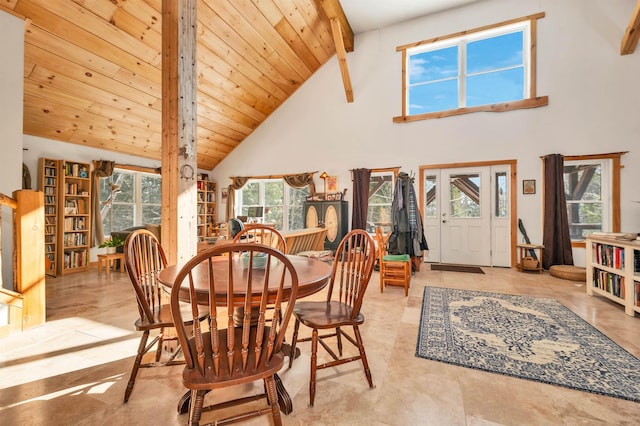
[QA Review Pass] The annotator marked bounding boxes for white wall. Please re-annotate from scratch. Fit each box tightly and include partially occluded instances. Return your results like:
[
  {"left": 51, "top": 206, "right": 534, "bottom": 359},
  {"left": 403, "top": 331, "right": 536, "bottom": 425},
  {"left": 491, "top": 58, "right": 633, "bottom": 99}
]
[
  {"left": 0, "top": 12, "right": 24, "bottom": 289},
  {"left": 210, "top": 0, "right": 640, "bottom": 267}
]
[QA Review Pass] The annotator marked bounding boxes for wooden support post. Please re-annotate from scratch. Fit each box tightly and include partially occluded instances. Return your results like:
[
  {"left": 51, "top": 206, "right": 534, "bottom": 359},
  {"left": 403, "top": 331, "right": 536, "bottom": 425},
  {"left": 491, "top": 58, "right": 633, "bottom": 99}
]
[
  {"left": 161, "top": 0, "right": 199, "bottom": 265},
  {"left": 14, "top": 189, "right": 46, "bottom": 329}
]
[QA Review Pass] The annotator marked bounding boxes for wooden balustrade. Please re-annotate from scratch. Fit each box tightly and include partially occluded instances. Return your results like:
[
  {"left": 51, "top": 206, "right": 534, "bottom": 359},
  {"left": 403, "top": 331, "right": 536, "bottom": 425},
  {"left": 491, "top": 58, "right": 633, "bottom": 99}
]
[{"left": 0, "top": 190, "right": 45, "bottom": 336}]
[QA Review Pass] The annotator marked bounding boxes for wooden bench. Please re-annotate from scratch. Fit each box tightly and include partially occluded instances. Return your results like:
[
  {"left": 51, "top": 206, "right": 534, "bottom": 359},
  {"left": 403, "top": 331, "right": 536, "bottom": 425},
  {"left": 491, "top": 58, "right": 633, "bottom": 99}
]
[{"left": 282, "top": 227, "right": 328, "bottom": 255}]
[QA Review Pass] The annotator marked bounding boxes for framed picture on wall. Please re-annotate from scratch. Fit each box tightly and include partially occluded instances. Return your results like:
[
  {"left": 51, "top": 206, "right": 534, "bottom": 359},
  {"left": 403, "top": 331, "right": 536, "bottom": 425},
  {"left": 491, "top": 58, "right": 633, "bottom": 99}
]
[
  {"left": 523, "top": 179, "right": 536, "bottom": 194},
  {"left": 326, "top": 176, "right": 338, "bottom": 193}
]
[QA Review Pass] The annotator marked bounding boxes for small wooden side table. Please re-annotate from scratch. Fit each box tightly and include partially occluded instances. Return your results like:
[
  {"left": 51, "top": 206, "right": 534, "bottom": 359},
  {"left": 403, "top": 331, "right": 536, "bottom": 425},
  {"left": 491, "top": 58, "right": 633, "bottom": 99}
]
[
  {"left": 97, "top": 253, "right": 125, "bottom": 276},
  {"left": 516, "top": 244, "right": 544, "bottom": 273}
]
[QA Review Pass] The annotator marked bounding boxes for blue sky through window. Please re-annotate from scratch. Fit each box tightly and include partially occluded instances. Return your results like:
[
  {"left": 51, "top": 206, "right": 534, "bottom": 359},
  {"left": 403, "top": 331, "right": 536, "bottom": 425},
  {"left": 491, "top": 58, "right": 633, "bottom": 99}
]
[{"left": 407, "top": 26, "right": 527, "bottom": 115}]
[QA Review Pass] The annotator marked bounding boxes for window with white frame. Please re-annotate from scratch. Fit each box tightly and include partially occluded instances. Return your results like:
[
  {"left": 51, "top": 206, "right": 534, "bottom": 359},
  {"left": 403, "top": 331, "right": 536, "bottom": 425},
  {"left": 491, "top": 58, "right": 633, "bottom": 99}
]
[
  {"left": 367, "top": 171, "right": 395, "bottom": 233},
  {"left": 394, "top": 13, "right": 547, "bottom": 122},
  {"left": 236, "top": 179, "right": 310, "bottom": 232},
  {"left": 563, "top": 159, "right": 610, "bottom": 241},
  {"left": 100, "top": 169, "right": 161, "bottom": 235}
]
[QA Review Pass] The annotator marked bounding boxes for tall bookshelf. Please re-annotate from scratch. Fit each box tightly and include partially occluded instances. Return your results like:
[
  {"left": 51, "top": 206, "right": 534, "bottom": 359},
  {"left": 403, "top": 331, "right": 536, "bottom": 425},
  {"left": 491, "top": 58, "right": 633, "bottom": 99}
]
[
  {"left": 586, "top": 234, "right": 640, "bottom": 317},
  {"left": 59, "top": 160, "right": 92, "bottom": 275},
  {"left": 197, "top": 178, "right": 216, "bottom": 240},
  {"left": 38, "top": 158, "right": 60, "bottom": 276}
]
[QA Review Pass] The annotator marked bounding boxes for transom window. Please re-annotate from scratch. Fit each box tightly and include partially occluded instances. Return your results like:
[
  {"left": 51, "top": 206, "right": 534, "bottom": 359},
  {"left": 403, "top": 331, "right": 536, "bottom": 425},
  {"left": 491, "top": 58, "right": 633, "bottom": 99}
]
[{"left": 394, "top": 13, "right": 547, "bottom": 122}]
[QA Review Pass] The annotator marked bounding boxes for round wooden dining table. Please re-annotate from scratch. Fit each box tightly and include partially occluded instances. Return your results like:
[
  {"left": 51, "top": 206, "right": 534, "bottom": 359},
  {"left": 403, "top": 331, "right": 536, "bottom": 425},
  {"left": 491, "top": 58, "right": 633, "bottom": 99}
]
[
  {"left": 158, "top": 254, "right": 332, "bottom": 304},
  {"left": 157, "top": 253, "right": 333, "bottom": 416}
]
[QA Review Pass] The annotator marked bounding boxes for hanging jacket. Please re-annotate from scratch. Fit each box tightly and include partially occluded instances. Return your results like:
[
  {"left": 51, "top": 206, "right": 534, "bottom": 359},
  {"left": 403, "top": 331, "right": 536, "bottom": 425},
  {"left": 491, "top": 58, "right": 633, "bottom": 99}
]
[{"left": 389, "top": 172, "right": 428, "bottom": 256}]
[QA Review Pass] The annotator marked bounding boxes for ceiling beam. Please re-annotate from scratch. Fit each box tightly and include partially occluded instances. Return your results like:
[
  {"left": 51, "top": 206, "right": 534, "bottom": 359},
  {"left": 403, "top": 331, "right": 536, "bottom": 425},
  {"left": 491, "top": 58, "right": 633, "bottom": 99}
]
[
  {"left": 329, "top": 18, "right": 353, "bottom": 102},
  {"left": 621, "top": 0, "right": 640, "bottom": 54},
  {"left": 317, "top": 0, "right": 354, "bottom": 52}
]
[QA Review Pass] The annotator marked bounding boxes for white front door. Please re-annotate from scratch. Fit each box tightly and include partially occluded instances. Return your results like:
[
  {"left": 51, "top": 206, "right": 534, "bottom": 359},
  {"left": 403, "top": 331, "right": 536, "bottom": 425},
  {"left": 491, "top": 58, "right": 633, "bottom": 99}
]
[
  {"left": 441, "top": 167, "right": 491, "bottom": 266},
  {"left": 422, "top": 164, "right": 512, "bottom": 267}
]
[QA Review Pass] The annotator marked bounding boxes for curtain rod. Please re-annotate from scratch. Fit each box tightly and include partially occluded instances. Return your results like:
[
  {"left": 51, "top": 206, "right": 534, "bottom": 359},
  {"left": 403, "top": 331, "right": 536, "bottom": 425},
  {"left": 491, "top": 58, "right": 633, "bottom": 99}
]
[
  {"left": 229, "top": 171, "right": 319, "bottom": 180},
  {"left": 539, "top": 151, "right": 628, "bottom": 159},
  {"left": 349, "top": 166, "right": 401, "bottom": 172}
]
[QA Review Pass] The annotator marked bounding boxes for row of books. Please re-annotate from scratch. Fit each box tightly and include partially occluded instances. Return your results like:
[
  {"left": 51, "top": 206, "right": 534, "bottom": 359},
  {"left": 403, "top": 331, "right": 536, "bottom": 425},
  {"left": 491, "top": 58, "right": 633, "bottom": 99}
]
[
  {"left": 63, "top": 162, "right": 89, "bottom": 178},
  {"left": 63, "top": 232, "right": 87, "bottom": 247},
  {"left": 63, "top": 250, "right": 88, "bottom": 269},
  {"left": 64, "top": 217, "right": 87, "bottom": 231},
  {"left": 45, "top": 206, "right": 56, "bottom": 215},
  {"left": 592, "top": 268, "right": 625, "bottom": 299},
  {"left": 636, "top": 281, "right": 640, "bottom": 307},
  {"left": 65, "top": 182, "right": 88, "bottom": 195},
  {"left": 44, "top": 181, "right": 56, "bottom": 190},
  {"left": 591, "top": 243, "right": 625, "bottom": 269}
]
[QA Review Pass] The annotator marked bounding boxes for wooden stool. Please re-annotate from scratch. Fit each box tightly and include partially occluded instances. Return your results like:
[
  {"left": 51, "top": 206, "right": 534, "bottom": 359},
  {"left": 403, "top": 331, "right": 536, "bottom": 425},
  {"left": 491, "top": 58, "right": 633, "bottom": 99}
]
[
  {"left": 516, "top": 244, "right": 544, "bottom": 273},
  {"left": 97, "top": 253, "right": 125, "bottom": 276}
]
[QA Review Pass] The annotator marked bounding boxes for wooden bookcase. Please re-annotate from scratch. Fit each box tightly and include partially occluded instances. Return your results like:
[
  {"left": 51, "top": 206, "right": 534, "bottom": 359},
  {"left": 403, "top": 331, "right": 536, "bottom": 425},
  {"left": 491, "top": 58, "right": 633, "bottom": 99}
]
[
  {"left": 59, "top": 160, "right": 92, "bottom": 275},
  {"left": 197, "top": 178, "right": 217, "bottom": 240},
  {"left": 586, "top": 235, "right": 640, "bottom": 317},
  {"left": 37, "top": 158, "right": 60, "bottom": 276}
]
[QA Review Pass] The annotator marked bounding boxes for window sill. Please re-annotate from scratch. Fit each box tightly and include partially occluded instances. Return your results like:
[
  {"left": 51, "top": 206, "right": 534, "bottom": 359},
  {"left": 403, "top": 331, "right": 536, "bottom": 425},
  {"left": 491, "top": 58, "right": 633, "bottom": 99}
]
[{"left": 393, "top": 96, "right": 549, "bottom": 123}]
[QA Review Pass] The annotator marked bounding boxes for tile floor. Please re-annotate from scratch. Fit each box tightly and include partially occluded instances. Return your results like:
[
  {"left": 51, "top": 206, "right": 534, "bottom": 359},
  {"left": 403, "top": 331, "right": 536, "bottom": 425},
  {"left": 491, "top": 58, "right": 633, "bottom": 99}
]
[{"left": 1, "top": 263, "right": 639, "bottom": 425}]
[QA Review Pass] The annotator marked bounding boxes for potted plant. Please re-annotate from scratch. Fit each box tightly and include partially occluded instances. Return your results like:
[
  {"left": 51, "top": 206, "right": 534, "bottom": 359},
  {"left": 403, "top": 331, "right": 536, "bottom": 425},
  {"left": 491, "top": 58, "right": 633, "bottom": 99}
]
[{"left": 99, "top": 235, "right": 125, "bottom": 254}]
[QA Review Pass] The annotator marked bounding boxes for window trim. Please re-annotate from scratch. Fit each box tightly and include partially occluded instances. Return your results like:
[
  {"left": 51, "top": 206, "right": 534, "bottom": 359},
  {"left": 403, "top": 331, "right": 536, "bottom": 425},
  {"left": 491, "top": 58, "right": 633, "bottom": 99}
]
[
  {"left": 394, "top": 12, "right": 547, "bottom": 123},
  {"left": 561, "top": 152, "right": 626, "bottom": 248}
]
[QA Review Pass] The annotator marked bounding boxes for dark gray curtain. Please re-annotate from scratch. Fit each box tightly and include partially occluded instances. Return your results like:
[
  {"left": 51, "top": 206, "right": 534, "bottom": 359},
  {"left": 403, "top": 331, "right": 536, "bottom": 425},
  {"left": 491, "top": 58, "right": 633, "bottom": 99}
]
[
  {"left": 542, "top": 154, "right": 573, "bottom": 269},
  {"left": 91, "top": 160, "right": 115, "bottom": 247},
  {"left": 351, "top": 169, "right": 371, "bottom": 230}
]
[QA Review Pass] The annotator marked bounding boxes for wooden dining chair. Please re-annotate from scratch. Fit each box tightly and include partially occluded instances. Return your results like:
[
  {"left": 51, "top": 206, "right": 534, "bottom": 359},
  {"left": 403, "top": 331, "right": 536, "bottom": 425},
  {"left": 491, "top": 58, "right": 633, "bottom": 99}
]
[
  {"left": 232, "top": 224, "right": 287, "bottom": 253},
  {"left": 170, "top": 243, "right": 299, "bottom": 426},
  {"left": 122, "top": 229, "right": 208, "bottom": 403},
  {"left": 375, "top": 226, "right": 411, "bottom": 296},
  {"left": 288, "top": 229, "right": 376, "bottom": 406}
]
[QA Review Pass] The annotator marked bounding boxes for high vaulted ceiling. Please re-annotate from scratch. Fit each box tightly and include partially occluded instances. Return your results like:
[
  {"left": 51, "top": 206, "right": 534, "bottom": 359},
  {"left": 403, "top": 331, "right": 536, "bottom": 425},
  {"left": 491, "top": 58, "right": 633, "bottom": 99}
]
[{"left": 3, "top": 0, "right": 638, "bottom": 170}]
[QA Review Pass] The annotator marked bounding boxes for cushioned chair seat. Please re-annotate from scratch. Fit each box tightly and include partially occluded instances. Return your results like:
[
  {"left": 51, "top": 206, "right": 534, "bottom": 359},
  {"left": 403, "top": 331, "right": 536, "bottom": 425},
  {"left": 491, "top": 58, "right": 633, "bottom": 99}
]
[
  {"left": 549, "top": 265, "right": 586, "bottom": 282},
  {"left": 382, "top": 254, "right": 410, "bottom": 262}
]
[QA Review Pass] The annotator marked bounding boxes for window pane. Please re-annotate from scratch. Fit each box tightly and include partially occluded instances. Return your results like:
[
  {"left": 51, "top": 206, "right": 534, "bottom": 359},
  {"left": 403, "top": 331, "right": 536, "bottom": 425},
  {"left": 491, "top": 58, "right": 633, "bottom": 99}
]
[
  {"left": 240, "top": 183, "right": 258, "bottom": 209},
  {"left": 567, "top": 203, "right": 602, "bottom": 239},
  {"left": 367, "top": 174, "right": 394, "bottom": 232},
  {"left": 495, "top": 172, "right": 508, "bottom": 218},
  {"left": 113, "top": 172, "right": 134, "bottom": 203},
  {"left": 141, "top": 175, "right": 161, "bottom": 204},
  {"left": 449, "top": 173, "right": 480, "bottom": 218},
  {"left": 425, "top": 175, "right": 437, "bottom": 218},
  {"left": 466, "top": 68, "right": 524, "bottom": 107},
  {"left": 264, "top": 181, "right": 283, "bottom": 205},
  {"left": 288, "top": 187, "right": 309, "bottom": 230},
  {"left": 409, "top": 79, "right": 458, "bottom": 114},
  {"left": 467, "top": 31, "right": 523, "bottom": 74},
  {"left": 112, "top": 204, "right": 134, "bottom": 232},
  {"left": 564, "top": 163, "right": 603, "bottom": 240},
  {"left": 409, "top": 46, "right": 458, "bottom": 84},
  {"left": 142, "top": 205, "right": 161, "bottom": 225}
]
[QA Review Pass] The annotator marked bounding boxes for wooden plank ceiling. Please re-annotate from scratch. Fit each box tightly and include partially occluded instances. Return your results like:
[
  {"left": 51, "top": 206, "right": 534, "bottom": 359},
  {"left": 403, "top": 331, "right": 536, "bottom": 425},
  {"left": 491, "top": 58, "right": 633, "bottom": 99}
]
[{"left": 3, "top": 0, "right": 352, "bottom": 170}]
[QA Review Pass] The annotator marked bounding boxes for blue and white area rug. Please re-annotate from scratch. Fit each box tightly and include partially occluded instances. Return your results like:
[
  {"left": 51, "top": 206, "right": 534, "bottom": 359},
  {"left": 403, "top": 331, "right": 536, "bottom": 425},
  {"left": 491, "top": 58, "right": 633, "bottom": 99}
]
[{"left": 416, "top": 287, "right": 640, "bottom": 402}]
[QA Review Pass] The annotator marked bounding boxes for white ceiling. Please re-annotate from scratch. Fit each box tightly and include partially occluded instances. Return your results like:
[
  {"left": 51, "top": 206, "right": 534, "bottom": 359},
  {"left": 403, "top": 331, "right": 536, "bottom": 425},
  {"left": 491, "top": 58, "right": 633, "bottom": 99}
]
[{"left": 341, "top": 0, "right": 487, "bottom": 33}]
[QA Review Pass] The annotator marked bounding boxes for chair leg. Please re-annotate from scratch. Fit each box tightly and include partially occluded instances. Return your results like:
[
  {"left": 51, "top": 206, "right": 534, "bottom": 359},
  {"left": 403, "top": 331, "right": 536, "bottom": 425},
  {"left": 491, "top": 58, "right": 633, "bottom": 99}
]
[
  {"left": 336, "top": 326, "right": 343, "bottom": 356},
  {"left": 353, "top": 325, "right": 374, "bottom": 389},
  {"left": 288, "top": 319, "right": 300, "bottom": 369},
  {"left": 155, "top": 327, "right": 165, "bottom": 362},
  {"left": 264, "top": 375, "right": 283, "bottom": 426},
  {"left": 309, "top": 328, "right": 319, "bottom": 407},
  {"left": 379, "top": 264, "right": 384, "bottom": 293},
  {"left": 188, "top": 389, "right": 205, "bottom": 426},
  {"left": 124, "top": 330, "right": 150, "bottom": 403}
]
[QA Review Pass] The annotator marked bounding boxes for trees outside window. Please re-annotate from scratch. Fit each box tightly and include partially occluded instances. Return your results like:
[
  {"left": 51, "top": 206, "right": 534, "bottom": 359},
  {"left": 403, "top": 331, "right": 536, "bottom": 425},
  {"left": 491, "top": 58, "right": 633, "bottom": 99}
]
[
  {"left": 236, "top": 179, "right": 309, "bottom": 232},
  {"left": 100, "top": 169, "right": 161, "bottom": 235}
]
